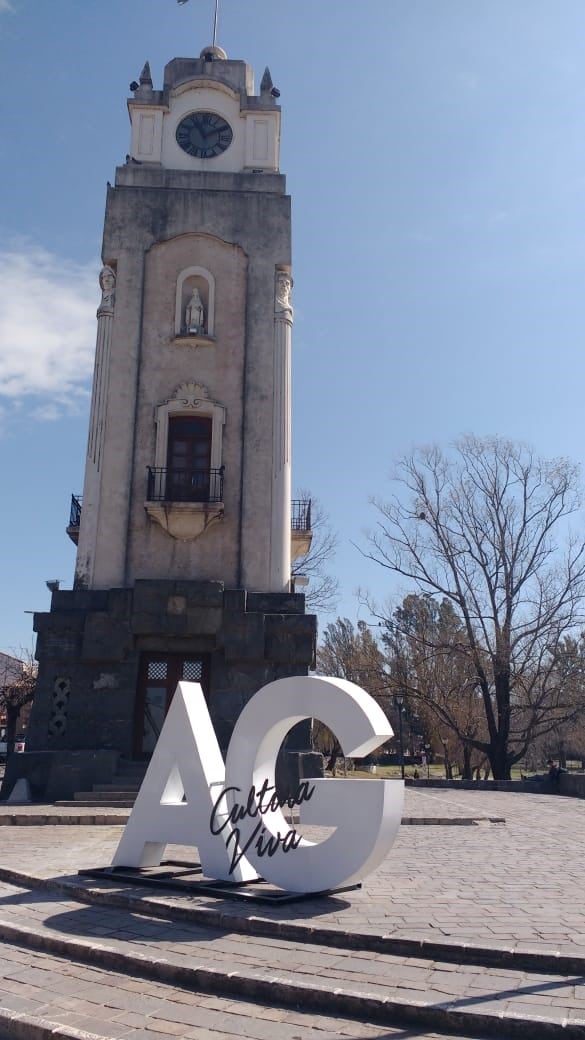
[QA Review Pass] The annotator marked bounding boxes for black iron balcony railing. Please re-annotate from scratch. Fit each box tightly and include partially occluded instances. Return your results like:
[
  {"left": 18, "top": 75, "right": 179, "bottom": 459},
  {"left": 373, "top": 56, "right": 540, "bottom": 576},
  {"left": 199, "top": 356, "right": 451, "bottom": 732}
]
[
  {"left": 147, "top": 466, "right": 224, "bottom": 504},
  {"left": 291, "top": 498, "right": 311, "bottom": 532},
  {"left": 69, "top": 494, "right": 82, "bottom": 528}
]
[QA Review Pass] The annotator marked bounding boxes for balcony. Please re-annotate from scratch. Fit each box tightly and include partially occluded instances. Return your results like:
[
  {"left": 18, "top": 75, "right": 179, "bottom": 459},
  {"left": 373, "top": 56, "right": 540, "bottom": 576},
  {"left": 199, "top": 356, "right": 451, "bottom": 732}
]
[
  {"left": 145, "top": 466, "right": 225, "bottom": 541},
  {"left": 68, "top": 485, "right": 311, "bottom": 554},
  {"left": 291, "top": 498, "right": 312, "bottom": 561},
  {"left": 66, "top": 494, "right": 82, "bottom": 545},
  {"left": 147, "top": 467, "right": 224, "bottom": 503}
]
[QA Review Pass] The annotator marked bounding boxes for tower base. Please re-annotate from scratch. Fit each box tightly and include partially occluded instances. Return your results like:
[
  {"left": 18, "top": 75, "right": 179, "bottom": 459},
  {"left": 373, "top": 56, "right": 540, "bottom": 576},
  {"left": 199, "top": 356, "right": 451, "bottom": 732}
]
[{"left": 9, "top": 581, "right": 319, "bottom": 802}]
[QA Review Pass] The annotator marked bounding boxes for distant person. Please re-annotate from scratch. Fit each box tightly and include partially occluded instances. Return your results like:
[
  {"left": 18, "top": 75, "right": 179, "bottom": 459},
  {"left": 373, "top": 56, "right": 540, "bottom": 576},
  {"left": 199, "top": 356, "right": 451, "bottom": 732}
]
[
  {"left": 547, "top": 759, "right": 561, "bottom": 783},
  {"left": 523, "top": 759, "right": 561, "bottom": 785}
]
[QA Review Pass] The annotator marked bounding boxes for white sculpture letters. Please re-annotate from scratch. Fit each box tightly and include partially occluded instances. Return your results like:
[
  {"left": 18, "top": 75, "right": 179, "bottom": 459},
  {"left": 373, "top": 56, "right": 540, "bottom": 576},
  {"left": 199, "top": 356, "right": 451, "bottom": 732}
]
[{"left": 113, "top": 676, "right": 404, "bottom": 894}]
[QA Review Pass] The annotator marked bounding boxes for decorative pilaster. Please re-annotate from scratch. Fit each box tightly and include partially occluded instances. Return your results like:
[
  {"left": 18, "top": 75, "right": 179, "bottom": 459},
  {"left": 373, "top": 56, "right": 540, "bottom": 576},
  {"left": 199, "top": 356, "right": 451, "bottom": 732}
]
[
  {"left": 75, "top": 266, "right": 116, "bottom": 587},
  {"left": 87, "top": 266, "right": 116, "bottom": 469},
  {"left": 269, "top": 267, "right": 293, "bottom": 591}
]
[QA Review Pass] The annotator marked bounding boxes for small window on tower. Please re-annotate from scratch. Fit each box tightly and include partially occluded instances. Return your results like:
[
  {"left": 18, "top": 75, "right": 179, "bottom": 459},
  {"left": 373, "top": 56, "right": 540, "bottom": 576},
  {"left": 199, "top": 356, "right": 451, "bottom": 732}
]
[
  {"left": 147, "top": 660, "right": 168, "bottom": 680},
  {"left": 183, "top": 660, "right": 203, "bottom": 682}
]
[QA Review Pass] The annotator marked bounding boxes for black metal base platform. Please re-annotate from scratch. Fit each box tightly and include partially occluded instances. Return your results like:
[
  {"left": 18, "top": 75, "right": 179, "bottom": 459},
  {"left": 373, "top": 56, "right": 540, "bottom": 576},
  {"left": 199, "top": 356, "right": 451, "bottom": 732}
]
[{"left": 79, "top": 860, "right": 361, "bottom": 905}]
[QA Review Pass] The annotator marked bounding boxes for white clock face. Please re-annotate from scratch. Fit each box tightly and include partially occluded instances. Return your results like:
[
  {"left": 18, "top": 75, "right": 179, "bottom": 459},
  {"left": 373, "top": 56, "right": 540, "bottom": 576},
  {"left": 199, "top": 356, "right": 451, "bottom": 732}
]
[{"left": 176, "top": 111, "right": 233, "bottom": 159}]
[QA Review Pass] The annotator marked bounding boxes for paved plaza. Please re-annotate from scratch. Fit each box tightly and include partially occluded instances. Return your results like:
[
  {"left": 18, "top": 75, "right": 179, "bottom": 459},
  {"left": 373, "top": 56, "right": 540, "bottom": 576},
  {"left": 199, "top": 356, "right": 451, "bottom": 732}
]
[{"left": 0, "top": 787, "right": 582, "bottom": 1038}]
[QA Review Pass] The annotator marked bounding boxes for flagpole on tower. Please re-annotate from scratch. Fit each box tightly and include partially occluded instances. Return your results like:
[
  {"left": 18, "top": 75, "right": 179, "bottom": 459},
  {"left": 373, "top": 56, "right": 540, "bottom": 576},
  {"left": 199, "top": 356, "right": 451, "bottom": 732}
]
[
  {"left": 212, "top": 0, "right": 220, "bottom": 47},
  {"left": 177, "top": 0, "right": 221, "bottom": 50}
]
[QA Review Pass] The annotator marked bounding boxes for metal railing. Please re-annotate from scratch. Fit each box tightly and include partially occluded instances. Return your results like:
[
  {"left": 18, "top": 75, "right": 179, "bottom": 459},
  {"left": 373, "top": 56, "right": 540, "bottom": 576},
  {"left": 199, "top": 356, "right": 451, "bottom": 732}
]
[
  {"left": 291, "top": 498, "right": 311, "bottom": 532},
  {"left": 147, "top": 467, "right": 224, "bottom": 504},
  {"left": 69, "top": 494, "right": 82, "bottom": 527}
]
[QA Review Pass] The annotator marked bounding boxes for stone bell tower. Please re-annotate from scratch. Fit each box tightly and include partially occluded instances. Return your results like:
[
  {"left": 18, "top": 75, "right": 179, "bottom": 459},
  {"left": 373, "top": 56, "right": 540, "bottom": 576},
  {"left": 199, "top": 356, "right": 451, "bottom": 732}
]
[{"left": 13, "top": 46, "right": 317, "bottom": 802}]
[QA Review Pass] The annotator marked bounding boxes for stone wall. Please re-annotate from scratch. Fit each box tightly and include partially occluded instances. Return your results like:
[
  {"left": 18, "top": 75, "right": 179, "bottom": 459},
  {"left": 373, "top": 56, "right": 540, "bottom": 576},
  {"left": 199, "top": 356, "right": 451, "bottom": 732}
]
[
  {"left": 11, "top": 580, "right": 317, "bottom": 801},
  {"left": 407, "top": 776, "right": 585, "bottom": 798}
]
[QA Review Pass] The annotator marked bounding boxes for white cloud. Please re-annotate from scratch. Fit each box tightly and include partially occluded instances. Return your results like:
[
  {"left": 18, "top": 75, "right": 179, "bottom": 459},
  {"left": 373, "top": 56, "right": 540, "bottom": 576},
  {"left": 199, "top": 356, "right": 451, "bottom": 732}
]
[
  {"left": 0, "top": 243, "right": 98, "bottom": 416},
  {"left": 0, "top": 1, "right": 14, "bottom": 12}
]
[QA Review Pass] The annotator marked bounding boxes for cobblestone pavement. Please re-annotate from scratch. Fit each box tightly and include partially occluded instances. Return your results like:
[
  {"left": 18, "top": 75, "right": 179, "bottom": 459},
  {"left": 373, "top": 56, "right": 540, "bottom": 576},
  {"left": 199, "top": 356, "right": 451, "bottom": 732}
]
[
  {"left": 0, "top": 787, "right": 581, "bottom": 1038},
  {"left": 0, "top": 788, "right": 582, "bottom": 954},
  {"left": 0, "top": 936, "right": 485, "bottom": 1040},
  {"left": 0, "top": 870, "right": 576, "bottom": 1040}
]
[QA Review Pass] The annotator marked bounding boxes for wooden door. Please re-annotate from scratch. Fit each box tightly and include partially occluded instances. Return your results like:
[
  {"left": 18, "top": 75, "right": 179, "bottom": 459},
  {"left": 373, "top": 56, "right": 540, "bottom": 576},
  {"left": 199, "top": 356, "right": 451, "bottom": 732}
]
[
  {"left": 134, "top": 653, "right": 209, "bottom": 757},
  {"left": 166, "top": 416, "right": 212, "bottom": 501}
]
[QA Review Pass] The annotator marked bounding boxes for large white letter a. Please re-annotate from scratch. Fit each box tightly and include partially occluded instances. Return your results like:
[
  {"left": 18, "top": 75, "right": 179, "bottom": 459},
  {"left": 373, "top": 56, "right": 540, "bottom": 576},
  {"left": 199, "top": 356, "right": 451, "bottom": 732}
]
[{"left": 112, "top": 682, "right": 257, "bottom": 882}]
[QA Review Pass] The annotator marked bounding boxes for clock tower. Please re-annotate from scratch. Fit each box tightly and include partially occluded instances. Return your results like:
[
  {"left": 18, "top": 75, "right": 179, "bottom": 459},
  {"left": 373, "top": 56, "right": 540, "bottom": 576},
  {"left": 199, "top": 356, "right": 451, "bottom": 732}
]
[{"left": 13, "top": 46, "right": 318, "bottom": 802}]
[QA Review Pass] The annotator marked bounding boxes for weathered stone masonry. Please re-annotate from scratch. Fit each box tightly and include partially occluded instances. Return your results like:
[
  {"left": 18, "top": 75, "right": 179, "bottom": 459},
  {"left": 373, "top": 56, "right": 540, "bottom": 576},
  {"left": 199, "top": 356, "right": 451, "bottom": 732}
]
[{"left": 12, "top": 583, "right": 316, "bottom": 801}]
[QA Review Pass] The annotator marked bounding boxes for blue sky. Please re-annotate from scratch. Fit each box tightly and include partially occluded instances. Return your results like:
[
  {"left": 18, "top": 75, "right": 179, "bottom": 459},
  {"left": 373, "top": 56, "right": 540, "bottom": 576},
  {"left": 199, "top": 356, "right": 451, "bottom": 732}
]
[{"left": 2, "top": 0, "right": 585, "bottom": 654}]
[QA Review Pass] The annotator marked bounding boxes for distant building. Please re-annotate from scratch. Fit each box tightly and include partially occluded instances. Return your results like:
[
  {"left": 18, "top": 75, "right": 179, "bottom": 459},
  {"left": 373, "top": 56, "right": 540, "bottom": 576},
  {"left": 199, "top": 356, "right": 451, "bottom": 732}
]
[
  {"left": 0, "top": 653, "right": 34, "bottom": 737},
  {"left": 0, "top": 653, "right": 27, "bottom": 687}
]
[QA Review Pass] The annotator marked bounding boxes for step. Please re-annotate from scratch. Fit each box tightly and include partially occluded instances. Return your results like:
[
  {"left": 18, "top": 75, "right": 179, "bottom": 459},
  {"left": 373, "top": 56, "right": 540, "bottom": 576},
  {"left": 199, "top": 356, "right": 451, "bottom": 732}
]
[
  {"left": 0, "top": 811, "right": 129, "bottom": 825},
  {"left": 3, "top": 862, "right": 585, "bottom": 979},
  {"left": 0, "top": 936, "right": 489, "bottom": 1040},
  {"left": 54, "top": 799, "right": 135, "bottom": 808},
  {"left": 90, "top": 783, "right": 143, "bottom": 793},
  {"left": 0, "top": 875, "right": 581, "bottom": 1039},
  {"left": 71, "top": 791, "right": 137, "bottom": 802}
]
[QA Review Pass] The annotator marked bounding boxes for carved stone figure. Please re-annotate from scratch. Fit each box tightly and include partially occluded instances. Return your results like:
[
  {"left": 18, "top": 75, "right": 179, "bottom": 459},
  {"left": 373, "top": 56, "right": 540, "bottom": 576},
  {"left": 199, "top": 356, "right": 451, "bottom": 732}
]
[
  {"left": 275, "top": 270, "right": 292, "bottom": 315},
  {"left": 185, "top": 287, "right": 205, "bottom": 334},
  {"left": 98, "top": 265, "right": 116, "bottom": 311}
]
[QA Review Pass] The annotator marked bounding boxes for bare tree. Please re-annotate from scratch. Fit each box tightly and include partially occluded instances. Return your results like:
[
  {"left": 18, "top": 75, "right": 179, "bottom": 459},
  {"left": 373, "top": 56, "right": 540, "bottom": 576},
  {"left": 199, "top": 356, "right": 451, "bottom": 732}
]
[
  {"left": 383, "top": 594, "right": 490, "bottom": 779},
  {"left": 292, "top": 491, "right": 339, "bottom": 613},
  {"left": 317, "top": 617, "right": 386, "bottom": 689},
  {"left": 364, "top": 436, "right": 585, "bottom": 779},
  {"left": 315, "top": 618, "right": 386, "bottom": 772},
  {"left": 0, "top": 651, "right": 36, "bottom": 757},
  {"left": 517, "top": 634, "right": 585, "bottom": 770}
]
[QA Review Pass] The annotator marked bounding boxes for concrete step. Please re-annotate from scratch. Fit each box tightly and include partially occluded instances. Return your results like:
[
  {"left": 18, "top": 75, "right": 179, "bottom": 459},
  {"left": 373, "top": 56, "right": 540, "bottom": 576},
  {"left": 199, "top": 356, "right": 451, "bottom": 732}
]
[
  {"left": 91, "top": 783, "right": 143, "bottom": 792},
  {"left": 54, "top": 799, "right": 135, "bottom": 808},
  {"left": 64, "top": 762, "right": 147, "bottom": 808},
  {"left": 72, "top": 790, "right": 137, "bottom": 802}
]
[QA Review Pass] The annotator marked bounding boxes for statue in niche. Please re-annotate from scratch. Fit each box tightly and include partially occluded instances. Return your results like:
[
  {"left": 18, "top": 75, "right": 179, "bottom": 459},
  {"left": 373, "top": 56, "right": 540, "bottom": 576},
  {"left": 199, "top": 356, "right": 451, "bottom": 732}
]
[
  {"left": 185, "top": 286, "right": 205, "bottom": 335},
  {"left": 98, "top": 265, "right": 116, "bottom": 311},
  {"left": 275, "top": 270, "right": 292, "bottom": 315}
]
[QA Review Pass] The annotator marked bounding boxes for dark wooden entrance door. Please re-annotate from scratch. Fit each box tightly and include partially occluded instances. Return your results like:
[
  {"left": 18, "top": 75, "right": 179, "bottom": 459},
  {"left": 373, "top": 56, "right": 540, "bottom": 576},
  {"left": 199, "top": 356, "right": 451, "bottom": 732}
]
[
  {"left": 166, "top": 415, "right": 212, "bottom": 502},
  {"left": 134, "top": 653, "right": 209, "bottom": 757}
]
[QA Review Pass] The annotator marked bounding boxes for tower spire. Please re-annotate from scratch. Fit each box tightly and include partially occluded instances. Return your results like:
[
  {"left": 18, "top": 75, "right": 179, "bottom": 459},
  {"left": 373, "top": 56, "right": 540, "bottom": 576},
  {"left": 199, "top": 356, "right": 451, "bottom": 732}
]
[{"left": 139, "top": 62, "right": 152, "bottom": 88}]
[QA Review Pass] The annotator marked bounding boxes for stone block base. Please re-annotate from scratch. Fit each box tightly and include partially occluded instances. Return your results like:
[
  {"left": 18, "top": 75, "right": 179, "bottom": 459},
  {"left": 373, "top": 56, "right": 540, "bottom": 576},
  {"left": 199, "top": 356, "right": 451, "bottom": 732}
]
[
  {"left": 21, "top": 580, "right": 319, "bottom": 802},
  {"left": 2, "top": 749, "right": 119, "bottom": 803}
]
